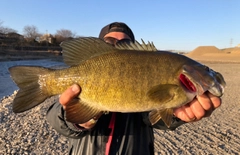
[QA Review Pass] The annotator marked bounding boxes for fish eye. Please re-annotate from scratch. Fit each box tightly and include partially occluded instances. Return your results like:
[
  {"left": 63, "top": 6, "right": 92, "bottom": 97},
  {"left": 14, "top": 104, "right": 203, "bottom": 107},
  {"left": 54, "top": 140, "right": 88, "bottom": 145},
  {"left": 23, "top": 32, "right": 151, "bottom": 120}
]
[{"left": 204, "top": 66, "right": 210, "bottom": 72}]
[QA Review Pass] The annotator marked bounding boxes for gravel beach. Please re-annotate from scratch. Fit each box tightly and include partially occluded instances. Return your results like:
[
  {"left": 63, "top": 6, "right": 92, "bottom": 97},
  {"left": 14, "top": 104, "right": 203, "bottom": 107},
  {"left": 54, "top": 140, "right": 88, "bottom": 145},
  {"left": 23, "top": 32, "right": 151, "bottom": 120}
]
[{"left": 0, "top": 58, "right": 240, "bottom": 154}]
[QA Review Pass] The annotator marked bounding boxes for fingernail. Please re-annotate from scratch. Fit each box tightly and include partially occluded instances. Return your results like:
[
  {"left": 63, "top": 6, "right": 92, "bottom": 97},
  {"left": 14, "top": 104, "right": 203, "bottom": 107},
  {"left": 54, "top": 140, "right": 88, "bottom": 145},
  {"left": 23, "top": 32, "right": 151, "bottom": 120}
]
[
  {"left": 71, "top": 84, "right": 80, "bottom": 93},
  {"left": 190, "top": 117, "right": 196, "bottom": 121}
]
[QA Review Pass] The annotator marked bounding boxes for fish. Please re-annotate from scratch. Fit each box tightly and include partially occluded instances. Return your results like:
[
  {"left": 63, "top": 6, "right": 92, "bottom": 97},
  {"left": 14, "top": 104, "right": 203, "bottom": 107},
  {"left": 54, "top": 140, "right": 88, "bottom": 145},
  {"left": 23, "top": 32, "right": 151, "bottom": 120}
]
[{"left": 8, "top": 37, "right": 226, "bottom": 128}]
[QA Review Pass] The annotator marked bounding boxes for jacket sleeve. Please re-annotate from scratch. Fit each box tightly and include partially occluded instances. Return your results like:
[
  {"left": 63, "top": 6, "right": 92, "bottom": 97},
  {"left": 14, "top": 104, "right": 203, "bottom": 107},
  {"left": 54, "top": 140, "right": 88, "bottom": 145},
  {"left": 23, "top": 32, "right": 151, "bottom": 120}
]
[
  {"left": 142, "top": 112, "right": 186, "bottom": 130},
  {"left": 46, "top": 100, "right": 91, "bottom": 139}
]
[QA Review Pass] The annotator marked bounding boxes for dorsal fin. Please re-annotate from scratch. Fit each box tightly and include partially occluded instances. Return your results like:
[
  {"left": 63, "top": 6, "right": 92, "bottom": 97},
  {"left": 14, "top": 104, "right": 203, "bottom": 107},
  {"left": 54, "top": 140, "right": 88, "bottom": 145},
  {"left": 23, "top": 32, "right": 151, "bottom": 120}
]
[
  {"left": 115, "top": 39, "right": 157, "bottom": 51},
  {"left": 60, "top": 37, "right": 158, "bottom": 66},
  {"left": 60, "top": 37, "right": 116, "bottom": 66}
]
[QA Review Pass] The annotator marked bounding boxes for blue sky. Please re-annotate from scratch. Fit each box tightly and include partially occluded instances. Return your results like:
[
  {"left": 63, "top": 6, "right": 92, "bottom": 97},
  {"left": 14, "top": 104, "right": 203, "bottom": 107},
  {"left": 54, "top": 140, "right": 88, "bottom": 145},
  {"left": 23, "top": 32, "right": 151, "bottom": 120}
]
[{"left": 0, "top": 0, "right": 239, "bottom": 51}]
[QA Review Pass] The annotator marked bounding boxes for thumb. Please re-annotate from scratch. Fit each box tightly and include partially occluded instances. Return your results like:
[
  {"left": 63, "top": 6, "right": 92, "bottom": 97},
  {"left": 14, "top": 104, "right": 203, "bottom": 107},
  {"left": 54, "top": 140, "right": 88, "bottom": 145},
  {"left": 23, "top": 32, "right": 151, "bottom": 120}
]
[{"left": 59, "top": 84, "right": 81, "bottom": 108}]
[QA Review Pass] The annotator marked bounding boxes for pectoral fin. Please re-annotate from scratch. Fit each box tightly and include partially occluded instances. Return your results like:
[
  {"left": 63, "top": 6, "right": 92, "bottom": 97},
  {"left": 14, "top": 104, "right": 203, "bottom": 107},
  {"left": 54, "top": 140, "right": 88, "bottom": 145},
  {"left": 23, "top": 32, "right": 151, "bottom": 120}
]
[
  {"left": 147, "top": 84, "right": 178, "bottom": 104},
  {"left": 149, "top": 109, "right": 174, "bottom": 128},
  {"left": 65, "top": 99, "right": 103, "bottom": 124}
]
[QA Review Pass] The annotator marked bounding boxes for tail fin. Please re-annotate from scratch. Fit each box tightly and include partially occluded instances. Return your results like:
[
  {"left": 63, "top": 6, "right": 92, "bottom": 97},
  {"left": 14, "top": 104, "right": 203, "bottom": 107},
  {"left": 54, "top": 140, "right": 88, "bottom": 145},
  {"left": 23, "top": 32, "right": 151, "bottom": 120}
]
[{"left": 8, "top": 66, "right": 52, "bottom": 113}]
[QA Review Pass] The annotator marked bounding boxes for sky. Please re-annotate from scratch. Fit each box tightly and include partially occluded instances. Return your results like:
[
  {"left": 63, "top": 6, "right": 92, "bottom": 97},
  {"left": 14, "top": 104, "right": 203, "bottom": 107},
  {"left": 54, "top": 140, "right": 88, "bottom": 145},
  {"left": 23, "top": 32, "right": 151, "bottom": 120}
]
[{"left": 0, "top": 0, "right": 239, "bottom": 51}]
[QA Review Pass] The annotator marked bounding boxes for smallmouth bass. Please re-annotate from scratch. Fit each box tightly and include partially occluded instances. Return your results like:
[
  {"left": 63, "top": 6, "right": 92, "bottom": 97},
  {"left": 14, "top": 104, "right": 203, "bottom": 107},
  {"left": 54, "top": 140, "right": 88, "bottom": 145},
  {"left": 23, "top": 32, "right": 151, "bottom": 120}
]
[{"left": 9, "top": 37, "right": 226, "bottom": 127}]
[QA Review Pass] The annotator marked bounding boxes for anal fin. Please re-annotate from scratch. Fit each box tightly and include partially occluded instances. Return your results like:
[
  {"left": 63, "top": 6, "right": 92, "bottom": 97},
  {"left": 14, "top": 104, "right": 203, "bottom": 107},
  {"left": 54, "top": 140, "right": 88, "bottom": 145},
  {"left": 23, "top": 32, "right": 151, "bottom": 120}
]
[{"left": 65, "top": 99, "right": 103, "bottom": 124}]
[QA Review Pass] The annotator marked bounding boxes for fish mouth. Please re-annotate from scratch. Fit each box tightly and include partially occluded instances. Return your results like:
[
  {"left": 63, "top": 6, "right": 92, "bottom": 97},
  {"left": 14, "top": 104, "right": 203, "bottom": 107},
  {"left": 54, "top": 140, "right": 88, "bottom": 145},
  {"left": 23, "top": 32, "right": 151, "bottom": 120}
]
[
  {"left": 208, "top": 82, "right": 225, "bottom": 97},
  {"left": 179, "top": 74, "right": 196, "bottom": 92}
]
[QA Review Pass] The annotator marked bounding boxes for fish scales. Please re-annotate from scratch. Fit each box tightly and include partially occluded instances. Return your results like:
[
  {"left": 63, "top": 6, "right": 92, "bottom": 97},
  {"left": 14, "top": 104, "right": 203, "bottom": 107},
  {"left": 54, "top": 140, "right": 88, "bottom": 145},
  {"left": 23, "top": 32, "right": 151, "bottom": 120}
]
[
  {"left": 42, "top": 51, "right": 193, "bottom": 112},
  {"left": 8, "top": 37, "right": 226, "bottom": 127}
]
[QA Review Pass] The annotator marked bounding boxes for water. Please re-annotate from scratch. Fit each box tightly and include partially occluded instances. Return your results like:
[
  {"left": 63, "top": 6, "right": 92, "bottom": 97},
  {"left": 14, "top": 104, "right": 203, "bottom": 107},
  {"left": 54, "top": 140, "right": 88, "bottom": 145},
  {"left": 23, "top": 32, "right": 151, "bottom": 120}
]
[{"left": 0, "top": 59, "right": 66, "bottom": 99}]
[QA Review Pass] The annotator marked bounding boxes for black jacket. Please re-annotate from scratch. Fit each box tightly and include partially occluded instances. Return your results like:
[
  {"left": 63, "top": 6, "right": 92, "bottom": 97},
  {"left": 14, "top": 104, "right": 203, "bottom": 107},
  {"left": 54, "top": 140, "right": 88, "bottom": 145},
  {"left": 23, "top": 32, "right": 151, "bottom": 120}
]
[{"left": 47, "top": 101, "right": 185, "bottom": 155}]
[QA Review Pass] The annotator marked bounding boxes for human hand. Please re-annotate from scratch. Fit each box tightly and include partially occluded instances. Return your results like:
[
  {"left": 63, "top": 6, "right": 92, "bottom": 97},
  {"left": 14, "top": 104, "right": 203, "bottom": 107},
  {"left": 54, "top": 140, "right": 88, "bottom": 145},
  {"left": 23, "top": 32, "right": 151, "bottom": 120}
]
[
  {"left": 59, "top": 84, "right": 81, "bottom": 110},
  {"left": 59, "top": 84, "right": 100, "bottom": 129},
  {"left": 173, "top": 92, "right": 221, "bottom": 122}
]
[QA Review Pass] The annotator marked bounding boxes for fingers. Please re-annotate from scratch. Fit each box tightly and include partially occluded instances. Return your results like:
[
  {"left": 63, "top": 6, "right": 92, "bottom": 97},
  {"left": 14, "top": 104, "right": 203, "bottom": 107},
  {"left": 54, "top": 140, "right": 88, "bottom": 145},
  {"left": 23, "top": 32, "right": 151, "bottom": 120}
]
[
  {"left": 174, "top": 105, "right": 196, "bottom": 122},
  {"left": 182, "top": 104, "right": 195, "bottom": 120},
  {"left": 207, "top": 92, "right": 221, "bottom": 109},
  {"left": 194, "top": 92, "right": 221, "bottom": 118},
  {"left": 79, "top": 119, "right": 98, "bottom": 129},
  {"left": 59, "top": 84, "right": 81, "bottom": 109},
  {"left": 174, "top": 92, "right": 222, "bottom": 122},
  {"left": 189, "top": 97, "right": 208, "bottom": 120},
  {"left": 78, "top": 112, "right": 103, "bottom": 129},
  {"left": 196, "top": 94, "right": 213, "bottom": 111}
]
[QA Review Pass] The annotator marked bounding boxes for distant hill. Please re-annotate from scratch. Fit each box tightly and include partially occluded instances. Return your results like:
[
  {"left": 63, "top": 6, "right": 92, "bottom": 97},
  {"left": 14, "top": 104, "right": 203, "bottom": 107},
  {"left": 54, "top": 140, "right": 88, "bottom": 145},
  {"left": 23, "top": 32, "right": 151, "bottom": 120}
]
[
  {"left": 186, "top": 46, "right": 222, "bottom": 56},
  {"left": 187, "top": 46, "right": 240, "bottom": 57},
  {"left": 185, "top": 46, "right": 240, "bottom": 63}
]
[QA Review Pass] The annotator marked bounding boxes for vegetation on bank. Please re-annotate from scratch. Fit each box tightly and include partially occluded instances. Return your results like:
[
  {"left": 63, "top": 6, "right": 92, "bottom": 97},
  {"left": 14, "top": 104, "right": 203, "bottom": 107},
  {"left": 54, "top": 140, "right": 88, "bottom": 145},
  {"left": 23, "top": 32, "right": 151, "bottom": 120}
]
[{"left": 0, "top": 20, "right": 78, "bottom": 52}]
